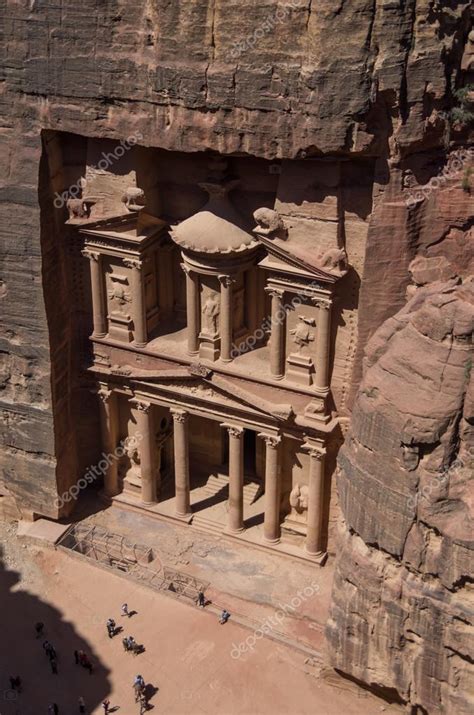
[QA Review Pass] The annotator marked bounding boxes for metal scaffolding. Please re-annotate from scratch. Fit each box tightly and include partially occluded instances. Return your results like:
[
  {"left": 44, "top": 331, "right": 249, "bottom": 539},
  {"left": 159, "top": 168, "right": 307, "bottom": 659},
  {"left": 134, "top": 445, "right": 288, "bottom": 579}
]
[{"left": 57, "top": 523, "right": 209, "bottom": 602}]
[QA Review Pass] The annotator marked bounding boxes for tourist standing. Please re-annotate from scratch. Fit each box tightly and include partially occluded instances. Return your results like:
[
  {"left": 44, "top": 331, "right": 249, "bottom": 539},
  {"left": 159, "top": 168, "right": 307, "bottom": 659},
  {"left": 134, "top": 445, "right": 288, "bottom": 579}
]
[
  {"left": 197, "top": 591, "right": 205, "bottom": 607},
  {"left": 35, "top": 622, "right": 44, "bottom": 638},
  {"left": 121, "top": 602, "right": 130, "bottom": 617},
  {"left": 219, "top": 609, "right": 230, "bottom": 624},
  {"left": 78, "top": 696, "right": 86, "bottom": 713},
  {"left": 106, "top": 618, "right": 116, "bottom": 638},
  {"left": 102, "top": 699, "right": 110, "bottom": 713},
  {"left": 74, "top": 649, "right": 79, "bottom": 664},
  {"left": 50, "top": 658, "right": 58, "bottom": 675}
]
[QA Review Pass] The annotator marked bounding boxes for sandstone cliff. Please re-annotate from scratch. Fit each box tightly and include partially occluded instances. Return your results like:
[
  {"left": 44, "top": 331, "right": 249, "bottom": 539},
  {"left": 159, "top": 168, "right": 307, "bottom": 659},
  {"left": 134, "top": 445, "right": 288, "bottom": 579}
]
[{"left": 327, "top": 273, "right": 474, "bottom": 713}]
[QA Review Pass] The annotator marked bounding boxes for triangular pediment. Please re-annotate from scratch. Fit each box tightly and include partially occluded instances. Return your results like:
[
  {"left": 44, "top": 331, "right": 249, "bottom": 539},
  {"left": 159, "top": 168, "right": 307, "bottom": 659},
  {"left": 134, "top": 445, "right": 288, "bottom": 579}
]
[
  {"left": 129, "top": 365, "right": 293, "bottom": 422},
  {"left": 257, "top": 233, "right": 346, "bottom": 284}
]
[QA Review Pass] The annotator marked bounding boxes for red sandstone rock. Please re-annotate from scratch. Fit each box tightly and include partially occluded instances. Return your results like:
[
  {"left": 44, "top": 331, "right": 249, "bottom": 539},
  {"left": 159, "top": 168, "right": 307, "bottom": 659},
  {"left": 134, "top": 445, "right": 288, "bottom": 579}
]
[{"left": 328, "top": 278, "right": 474, "bottom": 713}]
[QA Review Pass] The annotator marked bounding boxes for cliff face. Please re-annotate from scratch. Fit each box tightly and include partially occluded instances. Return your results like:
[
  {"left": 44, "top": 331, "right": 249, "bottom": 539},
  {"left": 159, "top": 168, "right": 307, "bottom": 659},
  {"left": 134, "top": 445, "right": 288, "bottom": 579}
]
[
  {"left": 327, "top": 270, "right": 474, "bottom": 713},
  {"left": 0, "top": 1, "right": 473, "bottom": 703},
  {"left": 1, "top": 0, "right": 471, "bottom": 517}
]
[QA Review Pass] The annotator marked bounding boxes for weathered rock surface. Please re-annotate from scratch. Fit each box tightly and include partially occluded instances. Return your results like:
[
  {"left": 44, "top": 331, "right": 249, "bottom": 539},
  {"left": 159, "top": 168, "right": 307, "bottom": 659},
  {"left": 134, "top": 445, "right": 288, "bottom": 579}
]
[{"left": 327, "top": 278, "right": 474, "bottom": 713}]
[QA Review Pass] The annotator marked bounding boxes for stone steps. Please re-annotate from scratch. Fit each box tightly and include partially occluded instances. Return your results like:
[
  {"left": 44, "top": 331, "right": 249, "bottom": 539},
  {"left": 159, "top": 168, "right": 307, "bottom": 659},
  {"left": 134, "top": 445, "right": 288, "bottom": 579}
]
[
  {"left": 191, "top": 513, "right": 224, "bottom": 537},
  {"left": 203, "top": 473, "right": 261, "bottom": 505}
]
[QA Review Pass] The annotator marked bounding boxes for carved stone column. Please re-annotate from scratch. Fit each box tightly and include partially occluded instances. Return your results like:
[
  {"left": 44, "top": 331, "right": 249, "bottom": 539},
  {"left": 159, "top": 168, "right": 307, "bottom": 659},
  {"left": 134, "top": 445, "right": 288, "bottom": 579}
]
[
  {"left": 224, "top": 425, "right": 244, "bottom": 533},
  {"left": 83, "top": 250, "right": 107, "bottom": 337},
  {"left": 171, "top": 409, "right": 191, "bottom": 517},
  {"left": 265, "top": 287, "right": 286, "bottom": 379},
  {"left": 259, "top": 433, "right": 282, "bottom": 543},
  {"left": 303, "top": 444, "right": 326, "bottom": 555},
  {"left": 218, "top": 275, "right": 234, "bottom": 362},
  {"left": 133, "top": 400, "right": 157, "bottom": 505},
  {"left": 313, "top": 298, "right": 332, "bottom": 390},
  {"left": 182, "top": 264, "right": 199, "bottom": 355},
  {"left": 124, "top": 258, "right": 147, "bottom": 347},
  {"left": 97, "top": 386, "right": 119, "bottom": 496}
]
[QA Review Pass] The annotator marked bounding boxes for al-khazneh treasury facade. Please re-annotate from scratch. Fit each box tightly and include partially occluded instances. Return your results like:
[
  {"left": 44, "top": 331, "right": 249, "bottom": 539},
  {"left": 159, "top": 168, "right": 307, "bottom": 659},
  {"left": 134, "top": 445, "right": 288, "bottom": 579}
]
[{"left": 70, "top": 157, "right": 349, "bottom": 564}]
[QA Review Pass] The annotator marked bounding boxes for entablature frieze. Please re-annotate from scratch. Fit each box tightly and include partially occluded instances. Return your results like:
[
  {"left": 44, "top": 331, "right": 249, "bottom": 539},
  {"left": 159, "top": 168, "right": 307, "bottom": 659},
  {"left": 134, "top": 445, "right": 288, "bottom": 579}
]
[{"left": 265, "top": 275, "right": 333, "bottom": 303}]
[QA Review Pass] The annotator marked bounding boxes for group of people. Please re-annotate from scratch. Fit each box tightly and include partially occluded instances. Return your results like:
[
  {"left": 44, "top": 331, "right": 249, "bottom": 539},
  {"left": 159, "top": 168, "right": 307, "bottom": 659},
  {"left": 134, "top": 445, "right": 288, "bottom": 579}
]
[
  {"left": 73, "top": 649, "right": 94, "bottom": 673},
  {"left": 196, "top": 590, "right": 231, "bottom": 625},
  {"left": 37, "top": 606, "right": 145, "bottom": 713},
  {"left": 29, "top": 590, "right": 232, "bottom": 712},
  {"left": 42, "top": 639, "right": 59, "bottom": 675}
]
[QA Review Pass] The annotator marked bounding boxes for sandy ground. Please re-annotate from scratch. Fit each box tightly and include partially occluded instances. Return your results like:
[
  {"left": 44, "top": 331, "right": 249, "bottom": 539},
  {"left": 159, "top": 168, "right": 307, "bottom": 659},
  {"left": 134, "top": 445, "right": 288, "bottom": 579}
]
[{"left": 0, "top": 520, "right": 403, "bottom": 715}]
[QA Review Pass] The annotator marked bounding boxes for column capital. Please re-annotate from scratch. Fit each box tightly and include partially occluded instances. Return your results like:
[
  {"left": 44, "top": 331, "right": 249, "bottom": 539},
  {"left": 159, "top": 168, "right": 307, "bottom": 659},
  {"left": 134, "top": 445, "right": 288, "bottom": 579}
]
[
  {"left": 171, "top": 408, "right": 189, "bottom": 424},
  {"left": 218, "top": 274, "right": 235, "bottom": 288},
  {"left": 312, "top": 297, "right": 332, "bottom": 310},
  {"left": 264, "top": 286, "right": 285, "bottom": 299},
  {"left": 258, "top": 432, "right": 281, "bottom": 448},
  {"left": 123, "top": 257, "right": 143, "bottom": 270},
  {"left": 180, "top": 262, "right": 193, "bottom": 277},
  {"left": 303, "top": 443, "right": 326, "bottom": 460},
  {"left": 82, "top": 248, "right": 101, "bottom": 262},
  {"left": 222, "top": 424, "right": 244, "bottom": 439},
  {"left": 131, "top": 399, "right": 152, "bottom": 413},
  {"left": 97, "top": 386, "right": 113, "bottom": 403}
]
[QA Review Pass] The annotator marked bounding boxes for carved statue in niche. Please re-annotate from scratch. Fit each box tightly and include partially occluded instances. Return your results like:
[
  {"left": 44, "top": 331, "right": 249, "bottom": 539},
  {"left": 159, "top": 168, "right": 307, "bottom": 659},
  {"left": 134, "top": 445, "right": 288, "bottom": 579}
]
[
  {"left": 119, "top": 435, "right": 141, "bottom": 485},
  {"left": 288, "top": 483, "right": 309, "bottom": 525},
  {"left": 108, "top": 278, "right": 131, "bottom": 315},
  {"left": 202, "top": 292, "right": 220, "bottom": 335},
  {"left": 290, "top": 315, "right": 315, "bottom": 354}
]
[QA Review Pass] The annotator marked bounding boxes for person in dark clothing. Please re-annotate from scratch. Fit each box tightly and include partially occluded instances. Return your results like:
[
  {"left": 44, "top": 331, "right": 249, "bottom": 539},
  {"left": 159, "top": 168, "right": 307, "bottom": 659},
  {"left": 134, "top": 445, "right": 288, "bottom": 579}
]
[
  {"left": 50, "top": 658, "right": 58, "bottom": 675},
  {"left": 219, "top": 609, "right": 230, "bottom": 624},
  {"left": 78, "top": 696, "right": 86, "bottom": 713},
  {"left": 35, "top": 622, "right": 44, "bottom": 638},
  {"left": 106, "top": 618, "right": 116, "bottom": 638},
  {"left": 197, "top": 591, "right": 205, "bottom": 607}
]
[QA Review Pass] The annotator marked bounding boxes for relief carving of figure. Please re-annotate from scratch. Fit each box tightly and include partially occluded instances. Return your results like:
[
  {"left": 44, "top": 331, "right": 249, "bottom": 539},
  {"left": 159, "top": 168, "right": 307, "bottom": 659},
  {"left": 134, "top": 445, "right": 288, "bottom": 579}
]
[
  {"left": 202, "top": 292, "right": 220, "bottom": 335},
  {"left": 289, "top": 484, "right": 309, "bottom": 520},
  {"left": 119, "top": 436, "right": 141, "bottom": 482},
  {"left": 108, "top": 282, "right": 131, "bottom": 315},
  {"left": 290, "top": 315, "right": 315, "bottom": 354}
]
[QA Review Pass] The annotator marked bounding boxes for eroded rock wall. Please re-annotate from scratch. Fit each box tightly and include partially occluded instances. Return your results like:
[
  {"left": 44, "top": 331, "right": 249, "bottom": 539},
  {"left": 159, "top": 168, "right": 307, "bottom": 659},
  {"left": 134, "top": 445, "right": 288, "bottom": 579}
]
[{"left": 327, "top": 275, "right": 474, "bottom": 713}]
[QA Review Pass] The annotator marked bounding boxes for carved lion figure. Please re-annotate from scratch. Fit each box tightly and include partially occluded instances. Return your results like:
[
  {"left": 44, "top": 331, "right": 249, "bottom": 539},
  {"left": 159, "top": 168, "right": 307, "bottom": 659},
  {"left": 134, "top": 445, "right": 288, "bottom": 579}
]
[
  {"left": 121, "top": 187, "right": 146, "bottom": 210},
  {"left": 318, "top": 247, "right": 348, "bottom": 271},
  {"left": 66, "top": 198, "right": 88, "bottom": 220},
  {"left": 253, "top": 207, "right": 286, "bottom": 234}
]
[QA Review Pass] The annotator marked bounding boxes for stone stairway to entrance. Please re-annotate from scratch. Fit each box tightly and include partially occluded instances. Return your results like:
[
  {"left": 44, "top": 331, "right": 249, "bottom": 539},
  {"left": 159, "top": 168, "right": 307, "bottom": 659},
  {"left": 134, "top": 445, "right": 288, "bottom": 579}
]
[
  {"left": 201, "top": 472, "right": 262, "bottom": 505},
  {"left": 191, "top": 473, "right": 263, "bottom": 537}
]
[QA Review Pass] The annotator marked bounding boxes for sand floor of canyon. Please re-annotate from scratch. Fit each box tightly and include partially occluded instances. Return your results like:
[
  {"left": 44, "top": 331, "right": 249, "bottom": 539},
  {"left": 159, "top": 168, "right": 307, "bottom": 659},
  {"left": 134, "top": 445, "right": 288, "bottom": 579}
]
[{"left": 0, "top": 519, "right": 404, "bottom": 715}]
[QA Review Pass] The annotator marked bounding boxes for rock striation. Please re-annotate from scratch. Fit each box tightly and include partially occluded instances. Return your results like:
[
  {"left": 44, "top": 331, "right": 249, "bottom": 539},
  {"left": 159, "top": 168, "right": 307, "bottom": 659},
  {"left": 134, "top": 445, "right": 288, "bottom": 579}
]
[{"left": 327, "top": 274, "right": 474, "bottom": 713}]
